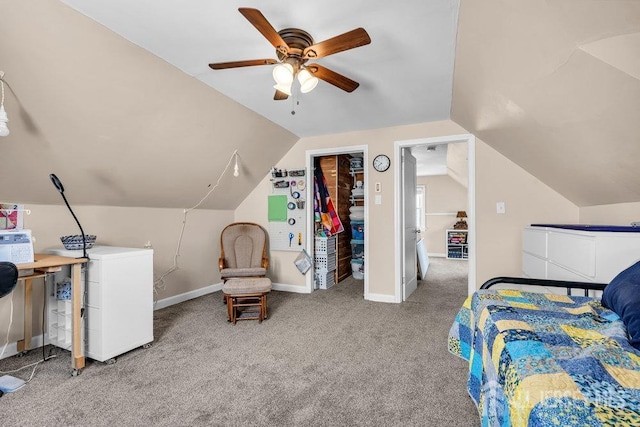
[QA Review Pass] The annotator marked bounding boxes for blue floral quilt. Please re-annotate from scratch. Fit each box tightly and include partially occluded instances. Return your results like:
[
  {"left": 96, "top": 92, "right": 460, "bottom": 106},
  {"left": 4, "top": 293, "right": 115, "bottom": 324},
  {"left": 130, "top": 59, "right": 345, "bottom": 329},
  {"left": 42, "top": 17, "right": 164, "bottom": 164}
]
[{"left": 448, "top": 289, "right": 640, "bottom": 426}]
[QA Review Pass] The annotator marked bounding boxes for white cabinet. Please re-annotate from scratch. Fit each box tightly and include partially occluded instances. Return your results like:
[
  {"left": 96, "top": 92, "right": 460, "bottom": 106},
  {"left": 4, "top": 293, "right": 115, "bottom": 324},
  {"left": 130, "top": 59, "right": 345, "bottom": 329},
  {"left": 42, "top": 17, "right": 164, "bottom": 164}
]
[
  {"left": 45, "top": 246, "right": 153, "bottom": 362},
  {"left": 522, "top": 226, "right": 640, "bottom": 284}
]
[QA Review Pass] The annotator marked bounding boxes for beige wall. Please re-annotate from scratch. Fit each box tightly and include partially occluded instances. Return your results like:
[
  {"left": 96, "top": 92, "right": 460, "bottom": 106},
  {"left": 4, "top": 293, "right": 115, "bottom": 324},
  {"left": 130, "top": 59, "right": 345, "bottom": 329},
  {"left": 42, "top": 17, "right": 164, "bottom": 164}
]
[
  {"left": 474, "top": 142, "right": 579, "bottom": 285},
  {"left": 1, "top": 122, "right": 583, "bottom": 347},
  {"left": 418, "top": 175, "right": 468, "bottom": 256},
  {"left": 237, "top": 121, "right": 581, "bottom": 297},
  {"left": 580, "top": 202, "right": 640, "bottom": 225},
  {"left": 1, "top": 204, "right": 232, "bottom": 345},
  {"left": 452, "top": 0, "right": 640, "bottom": 208},
  {"left": 1, "top": 0, "right": 299, "bottom": 210},
  {"left": 236, "top": 121, "right": 468, "bottom": 296}
]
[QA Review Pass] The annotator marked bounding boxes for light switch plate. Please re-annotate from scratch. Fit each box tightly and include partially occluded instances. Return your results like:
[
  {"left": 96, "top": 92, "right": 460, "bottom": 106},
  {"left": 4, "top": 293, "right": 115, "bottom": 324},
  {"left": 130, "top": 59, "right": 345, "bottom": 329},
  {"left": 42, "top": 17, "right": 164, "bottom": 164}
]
[
  {"left": 375, "top": 194, "right": 382, "bottom": 205},
  {"left": 496, "top": 201, "right": 506, "bottom": 214}
]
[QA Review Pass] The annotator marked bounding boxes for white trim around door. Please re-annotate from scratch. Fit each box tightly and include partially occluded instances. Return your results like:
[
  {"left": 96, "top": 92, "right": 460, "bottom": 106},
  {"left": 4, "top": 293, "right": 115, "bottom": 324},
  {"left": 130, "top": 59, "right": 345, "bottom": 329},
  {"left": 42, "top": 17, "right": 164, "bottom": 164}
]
[
  {"left": 394, "top": 134, "right": 476, "bottom": 302},
  {"left": 305, "top": 146, "right": 369, "bottom": 299}
]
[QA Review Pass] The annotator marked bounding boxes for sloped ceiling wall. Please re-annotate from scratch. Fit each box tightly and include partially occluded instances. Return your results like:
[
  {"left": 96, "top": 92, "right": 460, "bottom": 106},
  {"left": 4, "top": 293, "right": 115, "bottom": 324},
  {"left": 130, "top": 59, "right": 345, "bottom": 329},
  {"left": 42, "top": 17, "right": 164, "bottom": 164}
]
[
  {"left": 0, "top": 1, "right": 298, "bottom": 209},
  {"left": 446, "top": 142, "right": 468, "bottom": 189},
  {"left": 2, "top": 0, "right": 639, "bottom": 211},
  {"left": 452, "top": 0, "right": 640, "bottom": 207}
]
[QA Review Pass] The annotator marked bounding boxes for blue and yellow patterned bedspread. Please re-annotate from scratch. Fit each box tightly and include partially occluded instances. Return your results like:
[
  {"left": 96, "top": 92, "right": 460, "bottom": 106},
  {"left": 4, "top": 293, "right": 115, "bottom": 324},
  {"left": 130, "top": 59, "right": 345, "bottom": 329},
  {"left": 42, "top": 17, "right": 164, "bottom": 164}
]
[{"left": 448, "top": 289, "right": 640, "bottom": 426}]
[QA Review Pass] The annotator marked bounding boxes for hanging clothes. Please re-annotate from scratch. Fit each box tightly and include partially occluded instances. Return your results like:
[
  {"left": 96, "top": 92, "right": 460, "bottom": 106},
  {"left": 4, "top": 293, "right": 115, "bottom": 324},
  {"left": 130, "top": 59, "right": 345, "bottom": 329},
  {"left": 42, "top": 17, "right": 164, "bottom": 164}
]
[{"left": 314, "top": 164, "right": 344, "bottom": 236}]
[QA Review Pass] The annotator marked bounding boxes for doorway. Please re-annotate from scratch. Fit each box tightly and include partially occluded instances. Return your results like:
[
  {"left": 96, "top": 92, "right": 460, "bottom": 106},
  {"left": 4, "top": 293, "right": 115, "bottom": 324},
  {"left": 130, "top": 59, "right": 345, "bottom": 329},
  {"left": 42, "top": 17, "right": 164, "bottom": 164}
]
[
  {"left": 395, "top": 134, "right": 476, "bottom": 301},
  {"left": 305, "top": 146, "right": 369, "bottom": 298}
]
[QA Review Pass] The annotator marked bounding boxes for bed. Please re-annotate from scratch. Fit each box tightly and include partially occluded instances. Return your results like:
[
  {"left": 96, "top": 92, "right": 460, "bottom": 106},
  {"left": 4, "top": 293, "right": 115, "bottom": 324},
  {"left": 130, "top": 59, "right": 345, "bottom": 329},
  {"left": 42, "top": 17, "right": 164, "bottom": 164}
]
[{"left": 448, "top": 273, "right": 640, "bottom": 426}]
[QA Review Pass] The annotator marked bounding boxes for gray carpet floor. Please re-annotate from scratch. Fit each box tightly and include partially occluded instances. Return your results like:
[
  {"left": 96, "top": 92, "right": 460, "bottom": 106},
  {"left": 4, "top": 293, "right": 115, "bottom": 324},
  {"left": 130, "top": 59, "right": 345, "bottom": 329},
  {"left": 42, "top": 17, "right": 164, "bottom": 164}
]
[{"left": 0, "top": 257, "right": 478, "bottom": 426}]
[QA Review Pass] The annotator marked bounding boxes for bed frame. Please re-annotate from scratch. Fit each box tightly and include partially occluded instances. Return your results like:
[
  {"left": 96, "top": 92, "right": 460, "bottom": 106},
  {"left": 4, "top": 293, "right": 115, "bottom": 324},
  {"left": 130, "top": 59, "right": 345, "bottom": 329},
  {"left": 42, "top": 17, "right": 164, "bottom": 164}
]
[{"left": 480, "top": 276, "right": 608, "bottom": 295}]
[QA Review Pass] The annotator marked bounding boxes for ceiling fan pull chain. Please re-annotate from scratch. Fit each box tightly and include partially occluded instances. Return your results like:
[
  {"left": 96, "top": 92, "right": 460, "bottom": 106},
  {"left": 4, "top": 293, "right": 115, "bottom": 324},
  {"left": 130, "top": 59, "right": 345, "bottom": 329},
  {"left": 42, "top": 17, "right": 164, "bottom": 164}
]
[{"left": 291, "top": 85, "right": 297, "bottom": 115}]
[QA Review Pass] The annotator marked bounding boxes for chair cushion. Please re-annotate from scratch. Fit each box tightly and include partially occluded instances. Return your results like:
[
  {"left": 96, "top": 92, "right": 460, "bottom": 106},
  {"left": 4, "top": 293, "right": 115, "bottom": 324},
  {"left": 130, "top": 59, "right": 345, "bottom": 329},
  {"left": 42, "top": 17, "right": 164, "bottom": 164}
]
[
  {"left": 223, "top": 277, "right": 272, "bottom": 294},
  {"left": 602, "top": 259, "right": 640, "bottom": 350},
  {"left": 220, "top": 267, "right": 267, "bottom": 279}
]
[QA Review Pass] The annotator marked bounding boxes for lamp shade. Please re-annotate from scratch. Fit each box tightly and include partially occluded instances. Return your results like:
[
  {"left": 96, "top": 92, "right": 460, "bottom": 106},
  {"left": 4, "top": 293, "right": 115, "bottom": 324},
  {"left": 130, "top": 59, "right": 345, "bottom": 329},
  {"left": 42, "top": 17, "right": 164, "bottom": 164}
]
[
  {"left": 272, "top": 63, "right": 294, "bottom": 85},
  {"left": 297, "top": 69, "right": 319, "bottom": 93},
  {"left": 0, "top": 105, "right": 9, "bottom": 137},
  {"left": 273, "top": 82, "right": 292, "bottom": 96},
  {"left": 456, "top": 211, "right": 467, "bottom": 219}
]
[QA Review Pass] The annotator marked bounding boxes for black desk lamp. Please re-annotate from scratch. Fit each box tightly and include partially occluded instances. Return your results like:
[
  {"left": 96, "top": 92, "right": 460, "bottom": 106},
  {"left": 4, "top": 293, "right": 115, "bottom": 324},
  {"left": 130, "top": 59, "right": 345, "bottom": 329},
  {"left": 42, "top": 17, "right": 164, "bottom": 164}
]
[{"left": 50, "top": 173, "right": 88, "bottom": 259}]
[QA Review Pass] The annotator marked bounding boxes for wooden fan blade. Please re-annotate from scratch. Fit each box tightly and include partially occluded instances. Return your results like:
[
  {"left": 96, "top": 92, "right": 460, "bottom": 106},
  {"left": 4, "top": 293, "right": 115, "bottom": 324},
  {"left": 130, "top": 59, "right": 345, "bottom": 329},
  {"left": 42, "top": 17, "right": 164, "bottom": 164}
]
[
  {"left": 303, "top": 28, "right": 371, "bottom": 59},
  {"left": 307, "top": 64, "right": 360, "bottom": 92},
  {"left": 209, "top": 59, "right": 277, "bottom": 70},
  {"left": 239, "top": 8, "right": 289, "bottom": 54},
  {"left": 274, "top": 90, "right": 289, "bottom": 101}
]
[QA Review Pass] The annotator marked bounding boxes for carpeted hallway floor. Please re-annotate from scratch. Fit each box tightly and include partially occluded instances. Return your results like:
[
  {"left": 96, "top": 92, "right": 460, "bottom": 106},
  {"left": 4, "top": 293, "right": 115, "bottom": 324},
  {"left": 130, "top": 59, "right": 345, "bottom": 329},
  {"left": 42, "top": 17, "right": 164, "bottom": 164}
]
[{"left": 0, "top": 257, "right": 478, "bottom": 426}]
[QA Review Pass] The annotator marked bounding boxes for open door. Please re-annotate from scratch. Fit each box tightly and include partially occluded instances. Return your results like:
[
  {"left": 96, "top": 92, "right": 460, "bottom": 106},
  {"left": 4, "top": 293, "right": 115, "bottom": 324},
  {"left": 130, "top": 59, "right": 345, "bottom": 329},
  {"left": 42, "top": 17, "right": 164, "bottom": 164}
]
[
  {"left": 395, "top": 134, "right": 476, "bottom": 301},
  {"left": 402, "top": 148, "right": 418, "bottom": 300}
]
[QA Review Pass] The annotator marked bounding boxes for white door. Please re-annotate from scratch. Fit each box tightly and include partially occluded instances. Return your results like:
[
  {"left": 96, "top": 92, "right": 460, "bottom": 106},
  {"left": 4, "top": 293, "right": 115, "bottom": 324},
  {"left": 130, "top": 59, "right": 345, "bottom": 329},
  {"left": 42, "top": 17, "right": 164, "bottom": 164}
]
[{"left": 402, "top": 148, "right": 418, "bottom": 300}]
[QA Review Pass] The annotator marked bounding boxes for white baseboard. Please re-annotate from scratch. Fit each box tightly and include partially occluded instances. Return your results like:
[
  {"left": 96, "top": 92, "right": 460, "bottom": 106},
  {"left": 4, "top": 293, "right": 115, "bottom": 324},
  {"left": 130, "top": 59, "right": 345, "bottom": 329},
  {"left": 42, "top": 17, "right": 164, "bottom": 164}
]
[
  {"left": 366, "top": 293, "right": 400, "bottom": 303},
  {"left": 0, "top": 335, "right": 47, "bottom": 360},
  {"left": 154, "top": 283, "right": 223, "bottom": 310},
  {"left": 429, "top": 253, "right": 446, "bottom": 258},
  {"left": 153, "top": 281, "right": 311, "bottom": 310},
  {"left": 271, "top": 282, "right": 310, "bottom": 293}
]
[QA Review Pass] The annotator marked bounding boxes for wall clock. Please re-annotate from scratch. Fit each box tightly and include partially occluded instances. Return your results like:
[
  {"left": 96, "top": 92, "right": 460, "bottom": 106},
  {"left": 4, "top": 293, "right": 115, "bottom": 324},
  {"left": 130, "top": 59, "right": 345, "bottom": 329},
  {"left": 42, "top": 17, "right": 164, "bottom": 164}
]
[{"left": 373, "top": 154, "right": 390, "bottom": 172}]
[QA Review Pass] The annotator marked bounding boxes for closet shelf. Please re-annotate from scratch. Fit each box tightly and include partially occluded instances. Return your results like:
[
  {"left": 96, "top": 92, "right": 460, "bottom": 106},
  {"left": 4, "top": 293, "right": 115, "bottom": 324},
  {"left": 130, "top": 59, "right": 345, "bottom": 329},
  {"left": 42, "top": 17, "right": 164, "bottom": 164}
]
[{"left": 349, "top": 167, "right": 364, "bottom": 178}]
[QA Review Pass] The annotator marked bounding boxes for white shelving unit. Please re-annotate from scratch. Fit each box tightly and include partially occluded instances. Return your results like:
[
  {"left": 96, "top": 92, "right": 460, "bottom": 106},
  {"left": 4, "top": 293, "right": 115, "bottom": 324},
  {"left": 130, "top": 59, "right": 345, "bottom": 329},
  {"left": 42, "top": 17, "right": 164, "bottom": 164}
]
[
  {"left": 349, "top": 161, "right": 365, "bottom": 279},
  {"left": 446, "top": 229, "right": 468, "bottom": 260},
  {"left": 48, "top": 299, "right": 73, "bottom": 350},
  {"left": 349, "top": 166, "right": 365, "bottom": 205},
  {"left": 45, "top": 245, "right": 154, "bottom": 363}
]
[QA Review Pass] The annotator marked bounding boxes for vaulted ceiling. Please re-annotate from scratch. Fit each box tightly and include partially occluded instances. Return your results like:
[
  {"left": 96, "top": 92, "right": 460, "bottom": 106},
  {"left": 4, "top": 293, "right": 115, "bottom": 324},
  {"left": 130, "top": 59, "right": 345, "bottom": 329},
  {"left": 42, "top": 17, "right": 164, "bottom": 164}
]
[
  {"left": 1, "top": 0, "right": 638, "bottom": 209},
  {"left": 57, "top": 0, "right": 459, "bottom": 137},
  {"left": 452, "top": 0, "right": 640, "bottom": 207}
]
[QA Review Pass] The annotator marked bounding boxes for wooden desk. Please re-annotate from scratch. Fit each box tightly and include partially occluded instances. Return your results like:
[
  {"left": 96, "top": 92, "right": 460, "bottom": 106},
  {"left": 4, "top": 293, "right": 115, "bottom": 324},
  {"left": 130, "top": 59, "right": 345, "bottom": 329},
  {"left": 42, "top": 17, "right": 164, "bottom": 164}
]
[{"left": 16, "top": 254, "right": 87, "bottom": 374}]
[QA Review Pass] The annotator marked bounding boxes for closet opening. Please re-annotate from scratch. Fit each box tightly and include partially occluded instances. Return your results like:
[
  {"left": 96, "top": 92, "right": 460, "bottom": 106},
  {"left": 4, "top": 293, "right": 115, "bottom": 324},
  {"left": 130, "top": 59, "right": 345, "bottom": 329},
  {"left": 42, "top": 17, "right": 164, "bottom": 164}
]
[{"left": 306, "top": 147, "right": 368, "bottom": 298}]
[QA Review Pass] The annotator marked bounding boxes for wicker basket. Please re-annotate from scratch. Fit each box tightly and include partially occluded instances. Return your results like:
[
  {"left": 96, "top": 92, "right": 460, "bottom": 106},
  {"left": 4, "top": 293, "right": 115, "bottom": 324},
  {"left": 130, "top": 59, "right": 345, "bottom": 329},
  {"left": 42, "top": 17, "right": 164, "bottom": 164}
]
[{"left": 60, "top": 234, "right": 96, "bottom": 250}]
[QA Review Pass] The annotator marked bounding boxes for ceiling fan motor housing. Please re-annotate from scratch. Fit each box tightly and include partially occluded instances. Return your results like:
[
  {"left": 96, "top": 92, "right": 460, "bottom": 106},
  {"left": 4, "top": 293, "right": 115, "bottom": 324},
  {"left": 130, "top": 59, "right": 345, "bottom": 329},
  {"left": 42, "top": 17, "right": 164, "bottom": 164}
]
[{"left": 277, "top": 28, "right": 315, "bottom": 65}]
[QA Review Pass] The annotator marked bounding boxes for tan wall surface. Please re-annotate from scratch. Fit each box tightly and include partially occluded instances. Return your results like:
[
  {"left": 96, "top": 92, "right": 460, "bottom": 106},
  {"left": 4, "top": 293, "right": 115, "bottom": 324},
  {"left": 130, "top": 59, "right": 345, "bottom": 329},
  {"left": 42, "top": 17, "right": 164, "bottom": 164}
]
[
  {"left": 475, "top": 141, "right": 579, "bottom": 285},
  {"left": 236, "top": 121, "right": 580, "bottom": 296},
  {"left": 1, "top": 125, "right": 583, "bottom": 346},
  {"left": 580, "top": 202, "right": 640, "bottom": 225},
  {"left": 418, "top": 175, "right": 468, "bottom": 256},
  {"left": 236, "top": 121, "right": 468, "bottom": 296},
  {"left": 453, "top": 0, "right": 640, "bottom": 208},
  {"left": 1, "top": 0, "right": 299, "bottom": 210}
]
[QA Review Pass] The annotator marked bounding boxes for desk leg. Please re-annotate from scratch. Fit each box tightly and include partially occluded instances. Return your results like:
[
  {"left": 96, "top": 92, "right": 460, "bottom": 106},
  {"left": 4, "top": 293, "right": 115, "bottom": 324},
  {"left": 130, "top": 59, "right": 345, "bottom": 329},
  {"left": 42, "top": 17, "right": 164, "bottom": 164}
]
[
  {"left": 71, "top": 263, "right": 85, "bottom": 371},
  {"left": 16, "top": 278, "right": 33, "bottom": 353}
]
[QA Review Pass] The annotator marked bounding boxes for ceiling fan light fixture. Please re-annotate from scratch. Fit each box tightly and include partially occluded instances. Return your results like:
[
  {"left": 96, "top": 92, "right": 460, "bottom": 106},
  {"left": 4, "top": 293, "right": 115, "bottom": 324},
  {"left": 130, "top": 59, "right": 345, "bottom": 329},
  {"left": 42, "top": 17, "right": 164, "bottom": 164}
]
[
  {"left": 273, "top": 82, "right": 292, "bottom": 96},
  {"left": 272, "top": 63, "right": 294, "bottom": 85},
  {"left": 297, "top": 69, "right": 319, "bottom": 93}
]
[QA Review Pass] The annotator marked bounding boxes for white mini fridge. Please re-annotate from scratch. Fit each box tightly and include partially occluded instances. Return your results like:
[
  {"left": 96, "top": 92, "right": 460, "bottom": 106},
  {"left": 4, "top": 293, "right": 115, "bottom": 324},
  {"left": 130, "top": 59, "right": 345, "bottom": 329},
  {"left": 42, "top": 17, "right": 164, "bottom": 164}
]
[{"left": 45, "top": 245, "right": 154, "bottom": 363}]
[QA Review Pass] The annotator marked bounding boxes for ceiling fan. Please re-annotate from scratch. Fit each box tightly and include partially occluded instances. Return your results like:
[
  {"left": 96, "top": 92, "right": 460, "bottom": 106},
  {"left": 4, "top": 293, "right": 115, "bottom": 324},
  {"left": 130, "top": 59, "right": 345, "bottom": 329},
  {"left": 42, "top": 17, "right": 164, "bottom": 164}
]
[{"left": 208, "top": 8, "right": 371, "bottom": 100}]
